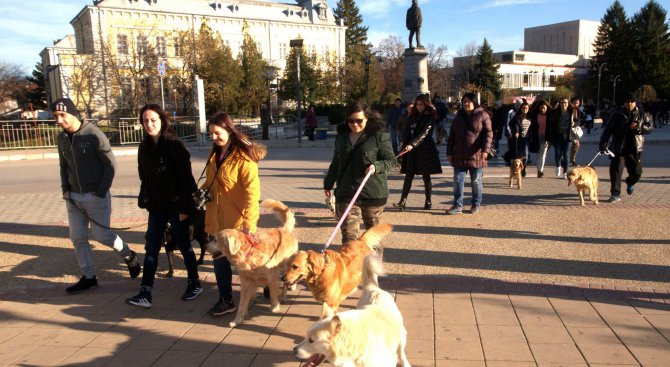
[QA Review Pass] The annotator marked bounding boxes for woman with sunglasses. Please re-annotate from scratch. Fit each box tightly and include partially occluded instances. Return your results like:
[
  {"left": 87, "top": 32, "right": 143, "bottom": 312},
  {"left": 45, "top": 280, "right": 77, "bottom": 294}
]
[
  {"left": 324, "top": 102, "right": 397, "bottom": 243},
  {"left": 394, "top": 93, "right": 442, "bottom": 211}
]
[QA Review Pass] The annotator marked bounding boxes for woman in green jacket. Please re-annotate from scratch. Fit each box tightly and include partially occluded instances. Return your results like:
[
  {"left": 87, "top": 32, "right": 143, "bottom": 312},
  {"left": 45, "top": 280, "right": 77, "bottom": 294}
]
[{"left": 324, "top": 102, "right": 397, "bottom": 243}]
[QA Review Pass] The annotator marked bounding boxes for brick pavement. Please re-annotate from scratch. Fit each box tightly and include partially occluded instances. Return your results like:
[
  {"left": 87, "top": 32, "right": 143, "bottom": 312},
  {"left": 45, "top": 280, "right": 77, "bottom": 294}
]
[{"left": 1, "top": 129, "right": 669, "bottom": 366}]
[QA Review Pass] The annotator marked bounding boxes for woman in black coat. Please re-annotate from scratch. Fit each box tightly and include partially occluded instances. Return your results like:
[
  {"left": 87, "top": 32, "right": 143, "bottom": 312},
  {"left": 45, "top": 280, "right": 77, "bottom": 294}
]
[{"left": 394, "top": 94, "right": 442, "bottom": 211}]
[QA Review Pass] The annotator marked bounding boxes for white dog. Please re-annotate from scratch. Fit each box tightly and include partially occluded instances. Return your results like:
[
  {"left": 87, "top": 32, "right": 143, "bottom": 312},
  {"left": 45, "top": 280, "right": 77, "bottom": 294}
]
[{"left": 293, "top": 253, "right": 411, "bottom": 367}]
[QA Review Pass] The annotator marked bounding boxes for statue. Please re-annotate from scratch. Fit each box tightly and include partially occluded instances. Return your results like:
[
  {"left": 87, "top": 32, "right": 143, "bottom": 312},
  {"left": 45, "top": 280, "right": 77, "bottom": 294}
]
[{"left": 406, "top": 0, "right": 423, "bottom": 48}]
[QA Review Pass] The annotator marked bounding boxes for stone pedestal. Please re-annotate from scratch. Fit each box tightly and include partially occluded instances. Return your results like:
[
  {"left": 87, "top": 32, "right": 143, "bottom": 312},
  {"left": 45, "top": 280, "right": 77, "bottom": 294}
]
[{"left": 401, "top": 47, "right": 429, "bottom": 102}]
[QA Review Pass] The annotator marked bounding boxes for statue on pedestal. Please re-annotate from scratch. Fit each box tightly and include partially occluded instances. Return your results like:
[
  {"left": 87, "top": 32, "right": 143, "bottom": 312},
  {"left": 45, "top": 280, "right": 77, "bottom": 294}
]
[{"left": 406, "top": 0, "right": 422, "bottom": 48}]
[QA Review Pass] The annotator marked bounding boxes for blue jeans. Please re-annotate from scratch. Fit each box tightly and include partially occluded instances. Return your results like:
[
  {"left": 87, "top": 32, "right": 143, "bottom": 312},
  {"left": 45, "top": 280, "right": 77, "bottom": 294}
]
[
  {"left": 141, "top": 211, "right": 199, "bottom": 289},
  {"left": 213, "top": 256, "right": 233, "bottom": 302},
  {"left": 453, "top": 167, "right": 483, "bottom": 208},
  {"left": 389, "top": 126, "right": 399, "bottom": 155},
  {"left": 65, "top": 191, "right": 131, "bottom": 278},
  {"left": 554, "top": 134, "right": 570, "bottom": 172}
]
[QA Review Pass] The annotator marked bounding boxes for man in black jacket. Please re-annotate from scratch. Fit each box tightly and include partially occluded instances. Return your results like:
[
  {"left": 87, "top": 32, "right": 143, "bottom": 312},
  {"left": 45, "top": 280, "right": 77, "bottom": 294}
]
[{"left": 598, "top": 94, "right": 653, "bottom": 203}]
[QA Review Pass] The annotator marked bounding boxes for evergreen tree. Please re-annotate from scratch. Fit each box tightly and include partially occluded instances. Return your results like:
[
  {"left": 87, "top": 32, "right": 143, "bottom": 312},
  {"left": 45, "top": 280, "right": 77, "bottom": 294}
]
[
  {"left": 472, "top": 39, "right": 501, "bottom": 100},
  {"left": 631, "top": 0, "right": 670, "bottom": 98},
  {"left": 238, "top": 25, "right": 269, "bottom": 115},
  {"left": 278, "top": 45, "right": 322, "bottom": 108},
  {"left": 591, "top": 0, "right": 630, "bottom": 102},
  {"left": 24, "top": 62, "right": 47, "bottom": 109},
  {"left": 333, "top": 0, "right": 368, "bottom": 54}
]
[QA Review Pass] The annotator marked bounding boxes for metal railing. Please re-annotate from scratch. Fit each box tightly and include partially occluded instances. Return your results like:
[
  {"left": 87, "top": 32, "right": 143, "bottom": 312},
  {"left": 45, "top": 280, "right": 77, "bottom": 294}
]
[{"left": 0, "top": 115, "right": 298, "bottom": 150}]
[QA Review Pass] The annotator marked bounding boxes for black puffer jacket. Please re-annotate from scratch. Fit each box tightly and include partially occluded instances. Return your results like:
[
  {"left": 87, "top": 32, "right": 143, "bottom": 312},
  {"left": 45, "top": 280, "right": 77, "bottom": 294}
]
[
  {"left": 599, "top": 107, "right": 653, "bottom": 155},
  {"left": 399, "top": 113, "right": 442, "bottom": 175},
  {"left": 137, "top": 136, "right": 198, "bottom": 214}
]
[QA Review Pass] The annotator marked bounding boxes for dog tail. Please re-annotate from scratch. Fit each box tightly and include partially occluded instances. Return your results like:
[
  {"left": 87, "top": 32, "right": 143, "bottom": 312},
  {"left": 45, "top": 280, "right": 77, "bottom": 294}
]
[
  {"left": 360, "top": 223, "right": 393, "bottom": 251},
  {"left": 362, "top": 253, "right": 385, "bottom": 289},
  {"left": 260, "top": 199, "right": 295, "bottom": 233}
]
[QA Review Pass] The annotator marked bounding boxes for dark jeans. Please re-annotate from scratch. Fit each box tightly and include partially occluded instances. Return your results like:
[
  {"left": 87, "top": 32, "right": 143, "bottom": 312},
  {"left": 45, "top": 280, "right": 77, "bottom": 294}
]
[
  {"left": 213, "top": 256, "right": 233, "bottom": 302},
  {"left": 306, "top": 127, "right": 315, "bottom": 141},
  {"left": 554, "top": 134, "right": 570, "bottom": 172},
  {"left": 609, "top": 152, "right": 643, "bottom": 196},
  {"left": 142, "top": 211, "right": 199, "bottom": 289},
  {"left": 335, "top": 202, "right": 384, "bottom": 244}
]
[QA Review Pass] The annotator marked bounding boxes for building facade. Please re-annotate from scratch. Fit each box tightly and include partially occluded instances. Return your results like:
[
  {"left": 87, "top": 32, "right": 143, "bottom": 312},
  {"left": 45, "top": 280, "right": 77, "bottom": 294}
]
[
  {"left": 524, "top": 19, "right": 600, "bottom": 62},
  {"left": 41, "top": 0, "right": 346, "bottom": 116}
]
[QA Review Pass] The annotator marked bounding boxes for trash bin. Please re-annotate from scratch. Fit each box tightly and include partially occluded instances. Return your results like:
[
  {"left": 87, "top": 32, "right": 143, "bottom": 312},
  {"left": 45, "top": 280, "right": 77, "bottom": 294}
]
[{"left": 315, "top": 128, "right": 328, "bottom": 140}]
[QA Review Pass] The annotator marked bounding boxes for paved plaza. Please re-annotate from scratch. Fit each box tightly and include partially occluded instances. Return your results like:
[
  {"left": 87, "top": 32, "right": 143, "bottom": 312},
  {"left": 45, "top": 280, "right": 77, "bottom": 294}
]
[{"left": 0, "top": 129, "right": 669, "bottom": 366}]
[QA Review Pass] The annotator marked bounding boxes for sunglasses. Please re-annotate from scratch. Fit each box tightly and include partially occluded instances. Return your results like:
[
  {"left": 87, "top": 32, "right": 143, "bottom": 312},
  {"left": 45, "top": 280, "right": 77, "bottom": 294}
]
[{"left": 347, "top": 118, "right": 365, "bottom": 125}]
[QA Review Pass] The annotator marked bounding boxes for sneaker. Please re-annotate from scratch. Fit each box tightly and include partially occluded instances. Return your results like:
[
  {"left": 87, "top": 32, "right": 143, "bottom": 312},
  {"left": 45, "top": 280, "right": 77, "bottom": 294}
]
[
  {"left": 127, "top": 287, "right": 152, "bottom": 308},
  {"left": 446, "top": 206, "right": 463, "bottom": 215},
  {"left": 66, "top": 275, "right": 98, "bottom": 294},
  {"left": 182, "top": 279, "right": 203, "bottom": 301},
  {"left": 562, "top": 173, "right": 567, "bottom": 179},
  {"left": 626, "top": 185, "right": 635, "bottom": 195},
  {"left": 537, "top": 171, "right": 544, "bottom": 178},
  {"left": 470, "top": 205, "right": 480, "bottom": 214},
  {"left": 608, "top": 195, "right": 621, "bottom": 203},
  {"left": 556, "top": 167, "right": 562, "bottom": 177},
  {"left": 208, "top": 298, "right": 237, "bottom": 316},
  {"left": 124, "top": 250, "right": 141, "bottom": 279}
]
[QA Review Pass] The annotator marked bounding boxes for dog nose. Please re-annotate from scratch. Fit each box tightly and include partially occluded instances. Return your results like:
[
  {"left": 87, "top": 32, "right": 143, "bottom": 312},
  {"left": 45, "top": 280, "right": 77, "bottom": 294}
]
[{"left": 280, "top": 274, "right": 286, "bottom": 282}]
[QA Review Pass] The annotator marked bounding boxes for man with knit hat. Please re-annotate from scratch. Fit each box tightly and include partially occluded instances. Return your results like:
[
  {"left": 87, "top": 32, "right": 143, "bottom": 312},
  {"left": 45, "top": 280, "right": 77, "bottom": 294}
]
[{"left": 52, "top": 97, "right": 141, "bottom": 294}]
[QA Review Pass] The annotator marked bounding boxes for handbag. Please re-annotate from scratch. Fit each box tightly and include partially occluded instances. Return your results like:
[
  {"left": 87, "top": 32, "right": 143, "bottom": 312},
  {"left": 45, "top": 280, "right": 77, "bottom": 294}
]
[{"left": 571, "top": 126, "right": 584, "bottom": 140}]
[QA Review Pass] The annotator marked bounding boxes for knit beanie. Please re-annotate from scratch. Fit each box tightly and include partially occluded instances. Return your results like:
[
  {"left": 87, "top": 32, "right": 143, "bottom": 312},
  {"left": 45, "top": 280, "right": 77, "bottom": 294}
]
[{"left": 51, "top": 98, "right": 79, "bottom": 117}]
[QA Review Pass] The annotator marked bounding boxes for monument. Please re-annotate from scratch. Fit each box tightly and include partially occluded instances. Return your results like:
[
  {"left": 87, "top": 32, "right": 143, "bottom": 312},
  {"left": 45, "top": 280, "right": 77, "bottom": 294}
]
[{"left": 402, "top": 0, "right": 429, "bottom": 102}]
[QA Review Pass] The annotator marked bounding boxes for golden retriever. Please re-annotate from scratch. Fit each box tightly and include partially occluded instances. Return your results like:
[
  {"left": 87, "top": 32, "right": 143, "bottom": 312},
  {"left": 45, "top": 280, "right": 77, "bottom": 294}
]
[
  {"left": 282, "top": 223, "right": 392, "bottom": 318},
  {"left": 206, "top": 199, "right": 298, "bottom": 327},
  {"left": 509, "top": 158, "right": 524, "bottom": 190},
  {"left": 566, "top": 166, "right": 599, "bottom": 206},
  {"left": 293, "top": 253, "right": 411, "bottom": 367}
]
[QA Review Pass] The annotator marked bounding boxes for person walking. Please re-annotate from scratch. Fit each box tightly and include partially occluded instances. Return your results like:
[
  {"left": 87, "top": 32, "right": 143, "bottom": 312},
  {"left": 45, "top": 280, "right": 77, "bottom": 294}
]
[
  {"left": 529, "top": 100, "right": 551, "bottom": 177},
  {"left": 509, "top": 102, "right": 531, "bottom": 177},
  {"left": 599, "top": 94, "right": 653, "bottom": 203},
  {"left": 203, "top": 112, "right": 266, "bottom": 316},
  {"left": 568, "top": 96, "right": 585, "bottom": 166},
  {"left": 386, "top": 98, "right": 403, "bottom": 155},
  {"left": 394, "top": 93, "right": 442, "bottom": 211},
  {"left": 547, "top": 98, "right": 572, "bottom": 178},
  {"left": 324, "top": 102, "right": 396, "bottom": 243},
  {"left": 305, "top": 105, "right": 318, "bottom": 141},
  {"left": 127, "top": 104, "right": 202, "bottom": 308},
  {"left": 446, "top": 93, "right": 493, "bottom": 215},
  {"left": 53, "top": 97, "right": 141, "bottom": 294}
]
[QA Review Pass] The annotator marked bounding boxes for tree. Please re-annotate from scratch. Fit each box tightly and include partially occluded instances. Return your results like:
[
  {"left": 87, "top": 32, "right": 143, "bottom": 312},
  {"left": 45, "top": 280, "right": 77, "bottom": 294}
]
[
  {"left": 377, "top": 35, "right": 405, "bottom": 99},
  {"left": 333, "top": 0, "right": 368, "bottom": 54},
  {"left": 472, "top": 39, "right": 501, "bottom": 101},
  {"left": 63, "top": 55, "right": 104, "bottom": 117},
  {"left": 453, "top": 41, "right": 479, "bottom": 91},
  {"left": 591, "top": 0, "right": 630, "bottom": 102},
  {"left": 0, "top": 61, "right": 25, "bottom": 104},
  {"left": 630, "top": 0, "right": 670, "bottom": 98},
  {"left": 426, "top": 43, "right": 450, "bottom": 99},
  {"left": 279, "top": 45, "right": 322, "bottom": 108},
  {"left": 238, "top": 26, "right": 268, "bottom": 115},
  {"left": 24, "top": 62, "right": 47, "bottom": 109}
]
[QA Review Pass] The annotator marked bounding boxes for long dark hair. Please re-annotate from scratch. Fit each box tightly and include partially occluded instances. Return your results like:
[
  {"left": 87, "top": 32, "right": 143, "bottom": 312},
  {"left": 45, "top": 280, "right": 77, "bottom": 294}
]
[
  {"left": 338, "top": 102, "right": 384, "bottom": 134},
  {"left": 410, "top": 93, "right": 437, "bottom": 121},
  {"left": 207, "top": 112, "right": 260, "bottom": 162},
  {"left": 139, "top": 103, "right": 177, "bottom": 141}
]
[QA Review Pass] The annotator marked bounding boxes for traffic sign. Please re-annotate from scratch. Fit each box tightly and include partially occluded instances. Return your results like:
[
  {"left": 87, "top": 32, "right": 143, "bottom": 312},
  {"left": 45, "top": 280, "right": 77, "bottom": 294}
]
[{"left": 157, "top": 59, "right": 167, "bottom": 77}]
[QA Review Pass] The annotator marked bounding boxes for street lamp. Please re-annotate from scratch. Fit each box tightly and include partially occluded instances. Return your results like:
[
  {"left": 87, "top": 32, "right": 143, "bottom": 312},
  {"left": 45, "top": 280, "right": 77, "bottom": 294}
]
[
  {"left": 611, "top": 74, "right": 621, "bottom": 105},
  {"left": 262, "top": 64, "right": 278, "bottom": 140},
  {"left": 362, "top": 50, "right": 382, "bottom": 105},
  {"left": 593, "top": 61, "right": 607, "bottom": 117},
  {"left": 290, "top": 39, "right": 303, "bottom": 143},
  {"left": 540, "top": 67, "right": 554, "bottom": 94}
]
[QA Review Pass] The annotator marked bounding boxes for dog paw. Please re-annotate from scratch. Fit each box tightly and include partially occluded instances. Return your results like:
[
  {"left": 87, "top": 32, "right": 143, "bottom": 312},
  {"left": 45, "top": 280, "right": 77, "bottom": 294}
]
[
  {"left": 270, "top": 305, "right": 282, "bottom": 313},
  {"left": 229, "top": 318, "right": 243, "bottom": 328},
  {"left": 288, "top": 283, "right": 297, "bottom": 291}
]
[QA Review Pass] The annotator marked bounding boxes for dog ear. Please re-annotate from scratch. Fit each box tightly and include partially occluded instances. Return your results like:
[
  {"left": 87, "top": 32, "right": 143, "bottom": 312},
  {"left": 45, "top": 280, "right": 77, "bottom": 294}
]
[
  {"left": 307, "top": 251, "right": 324, "bottom": 275},
  {"left": 329, "top": 315, "right": 342, "bottom": 335},
  {"left": 227, "top": 233, "right": 241, "bottom": 256}
]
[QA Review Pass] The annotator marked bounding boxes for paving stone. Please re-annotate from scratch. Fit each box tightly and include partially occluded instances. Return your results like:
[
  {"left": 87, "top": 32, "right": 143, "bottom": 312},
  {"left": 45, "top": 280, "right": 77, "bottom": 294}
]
[{"left": 529, "top": 343, "right": 585, "bottom": 363}]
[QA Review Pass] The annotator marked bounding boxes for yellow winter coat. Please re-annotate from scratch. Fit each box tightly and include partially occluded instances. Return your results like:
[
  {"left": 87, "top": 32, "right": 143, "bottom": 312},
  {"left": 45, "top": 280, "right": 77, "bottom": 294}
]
[{"left": 202, "top": 146, "right": 261, "bottom": 235}]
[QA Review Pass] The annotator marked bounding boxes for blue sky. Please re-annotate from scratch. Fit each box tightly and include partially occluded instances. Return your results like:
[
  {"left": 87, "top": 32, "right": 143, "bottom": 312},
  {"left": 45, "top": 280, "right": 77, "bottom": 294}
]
[{"left": 1, "top": 0, "right": 657, "bottom": 74}]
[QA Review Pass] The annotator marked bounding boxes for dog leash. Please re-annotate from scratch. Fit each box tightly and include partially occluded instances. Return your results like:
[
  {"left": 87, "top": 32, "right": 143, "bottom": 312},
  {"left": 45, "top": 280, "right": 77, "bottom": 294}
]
[
  {"left": 67, "top": 197, "right": 136, "bottom": 230},
  {"left": 321, "top": 169, "right": 374, "bottom": 253},
  {"left": 585, "top": 149, "right": 615, "bottom": 166}
]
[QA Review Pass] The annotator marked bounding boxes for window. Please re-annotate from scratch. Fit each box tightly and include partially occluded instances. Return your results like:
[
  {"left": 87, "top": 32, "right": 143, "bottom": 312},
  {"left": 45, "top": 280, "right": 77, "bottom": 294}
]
[
  {"left": 156, "top": 36, "right": 166, "bottom": 56},
  {"left": 280, "top": 43, "right": 287, "bottom": 59},
  {"left": 514, "top": 53, "right": 525, "bottom": 62},
  {"left": 117, "top": 34, "right": 128, "bottom": 55},
  {"left": 174, "top": 38, "right": 183, "bottom": 57},
  {"left": 502, "top": 53, "right": 512, "bottom": 62},
  {"left": 137, "top": 35, "right": 148, "bottom": 56},
  {"left": 523, "top": 74, "right": 529, "bottom": 87}
]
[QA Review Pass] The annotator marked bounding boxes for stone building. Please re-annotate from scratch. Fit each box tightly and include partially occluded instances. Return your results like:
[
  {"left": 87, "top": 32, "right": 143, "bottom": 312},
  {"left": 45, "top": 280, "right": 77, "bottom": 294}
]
[{"left": 40, "top": 0, "right": 346, "bottom": 116}]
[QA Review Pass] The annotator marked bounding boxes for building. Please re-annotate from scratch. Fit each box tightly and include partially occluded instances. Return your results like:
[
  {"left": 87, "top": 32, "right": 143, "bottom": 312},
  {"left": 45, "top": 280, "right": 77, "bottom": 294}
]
[
  {"left": 40, "top": 0, "right": 346, "bottom": 116},
  {"left": 450, "top": 19, "right": 599, "bottom": 102}
]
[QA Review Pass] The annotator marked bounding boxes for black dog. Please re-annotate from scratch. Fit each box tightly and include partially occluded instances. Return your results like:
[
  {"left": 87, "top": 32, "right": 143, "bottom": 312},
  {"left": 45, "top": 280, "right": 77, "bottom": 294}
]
[{"left": 153, "top": 210, "right": 208, "bottom": 277}]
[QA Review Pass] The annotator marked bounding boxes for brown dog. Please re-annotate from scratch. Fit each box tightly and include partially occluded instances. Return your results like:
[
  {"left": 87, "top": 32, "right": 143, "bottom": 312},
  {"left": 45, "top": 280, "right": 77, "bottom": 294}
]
[
  {"left": 282, "top": 223, "right": 392, "bottom": 319},
  {"left": 509, "top": 158, "right": 524, "bottom": 190},
  {"left": 566, "top": 166, "right": 599, "bottom": 206},
  {"left": 206, "top": 199, "right": 299, "bottom": 327}
]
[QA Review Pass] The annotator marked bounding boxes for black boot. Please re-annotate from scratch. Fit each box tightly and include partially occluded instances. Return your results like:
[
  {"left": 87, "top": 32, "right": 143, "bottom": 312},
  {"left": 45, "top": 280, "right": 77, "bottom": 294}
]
[
  {"left": 393, "top": 198, "right": 407, "bottom": 211},
  {"left": 423, "top": 176, "right": 432, "bottom": 210}
]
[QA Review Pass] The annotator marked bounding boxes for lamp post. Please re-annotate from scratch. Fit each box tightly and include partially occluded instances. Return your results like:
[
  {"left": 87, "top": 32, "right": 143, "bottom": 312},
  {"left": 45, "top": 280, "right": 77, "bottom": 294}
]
[
  {"left": 611, "top": 74, "right": 621, "bottom": 105},
  {"left": 593, "top": 61, "right": 607, "bottom": 117},
  {"left": 262, "top": 64, "right": 278, "bottom": 140},
  {"left": 290, "top": 39, "right": 304, "bottom": 143},
  {"left": 362, "top": 50, "right": 382, "bottom": 105}
]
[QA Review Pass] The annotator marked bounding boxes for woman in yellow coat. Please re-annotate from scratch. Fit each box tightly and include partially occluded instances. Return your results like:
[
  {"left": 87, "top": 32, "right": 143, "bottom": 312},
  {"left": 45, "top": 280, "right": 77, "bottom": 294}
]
[{"left": 201, "top": 112, "right": 264, "bottom": 316}]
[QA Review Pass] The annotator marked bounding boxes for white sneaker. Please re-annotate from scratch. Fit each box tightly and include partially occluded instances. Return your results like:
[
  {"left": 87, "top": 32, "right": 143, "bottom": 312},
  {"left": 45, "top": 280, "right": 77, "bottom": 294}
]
[
  {"left": 562, "top": 173, "right": 567, "bottom": 179},
  {"left": 556, "top": 166, "right": 562, "bottom": 177}
]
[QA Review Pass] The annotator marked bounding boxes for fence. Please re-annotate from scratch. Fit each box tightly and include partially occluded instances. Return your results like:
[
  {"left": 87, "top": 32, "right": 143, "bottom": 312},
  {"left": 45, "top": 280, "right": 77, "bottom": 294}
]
[{"left": 0, "top": 115, "right": 298, "bottom": 150}]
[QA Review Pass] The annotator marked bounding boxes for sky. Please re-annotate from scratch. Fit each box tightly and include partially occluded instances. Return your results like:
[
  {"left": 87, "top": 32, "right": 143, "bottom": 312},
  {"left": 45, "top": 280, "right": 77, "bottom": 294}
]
[{"left": 0, "top": 0, "right": 658, "bottom": 75}]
